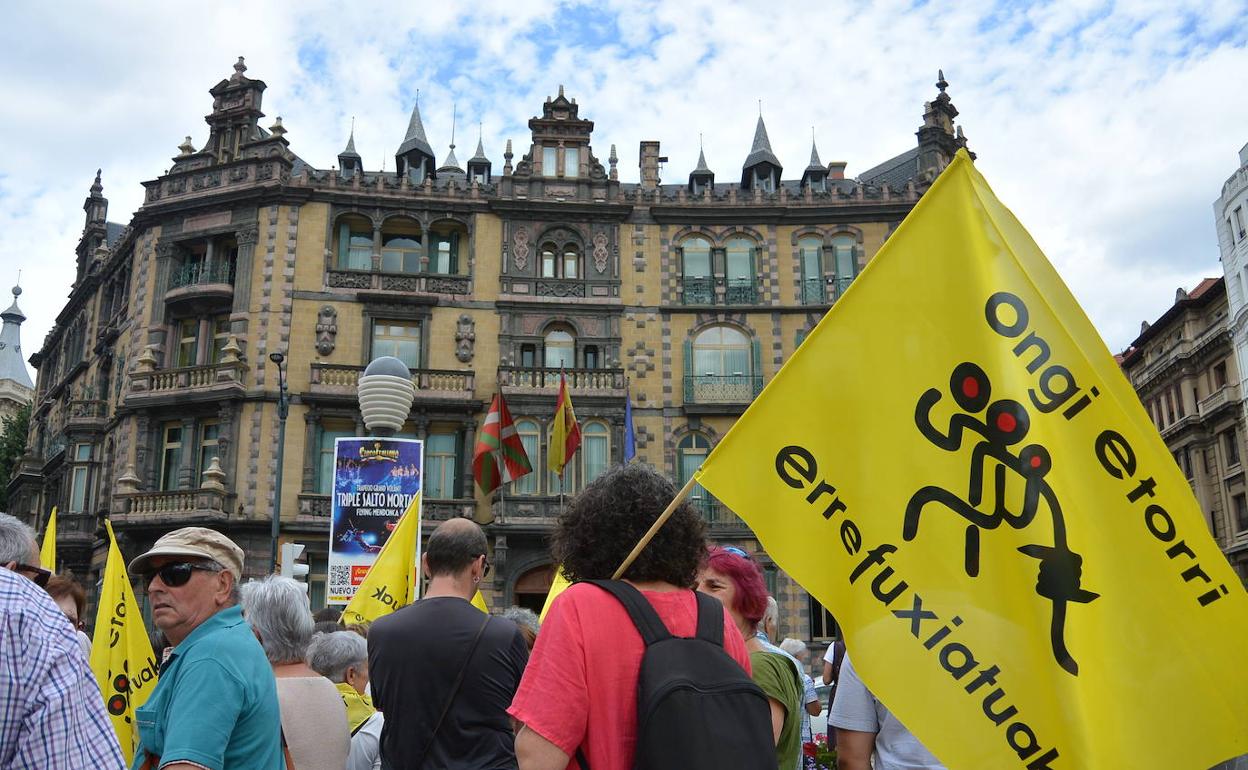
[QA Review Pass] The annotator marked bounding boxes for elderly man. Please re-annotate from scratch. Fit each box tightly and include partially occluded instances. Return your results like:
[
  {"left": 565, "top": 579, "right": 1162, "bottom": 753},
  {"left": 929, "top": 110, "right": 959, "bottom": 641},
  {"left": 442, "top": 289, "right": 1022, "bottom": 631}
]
[
  {"left": 0, "top": 512, "right": 125, "bottom": 768},
  {"left": 127, "top": 527, "right": 283, "bottom": 770},
  {"left": 369, "top": 518, "right": 528, "bottom": 769}
]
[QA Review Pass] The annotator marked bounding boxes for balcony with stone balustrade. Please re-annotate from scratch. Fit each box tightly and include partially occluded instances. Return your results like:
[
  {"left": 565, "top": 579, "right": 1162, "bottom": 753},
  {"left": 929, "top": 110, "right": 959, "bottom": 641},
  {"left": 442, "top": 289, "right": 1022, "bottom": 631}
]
[
  {"left": 125, "top": 339, "right": 247, "bottom": 407},
  {"left": 497, "top": 366, "right": 626, "bottom": 398},
  {"left": 308, "top": 363, "right": 476, "bottom": 403}
]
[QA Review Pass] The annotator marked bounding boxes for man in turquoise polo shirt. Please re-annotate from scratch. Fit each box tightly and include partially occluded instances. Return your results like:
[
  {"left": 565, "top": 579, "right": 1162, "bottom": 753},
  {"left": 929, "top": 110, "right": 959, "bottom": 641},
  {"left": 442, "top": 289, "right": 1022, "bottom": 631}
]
[{"left": 128, "top": 527, "right": 284, "bottom": 770}]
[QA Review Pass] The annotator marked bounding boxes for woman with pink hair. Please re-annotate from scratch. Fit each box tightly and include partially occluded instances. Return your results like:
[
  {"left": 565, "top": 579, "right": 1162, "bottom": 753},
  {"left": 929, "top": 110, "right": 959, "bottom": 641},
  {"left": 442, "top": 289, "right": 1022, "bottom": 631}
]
[{"left": 698, "top": 546, "right": 804, "bottom": 770}]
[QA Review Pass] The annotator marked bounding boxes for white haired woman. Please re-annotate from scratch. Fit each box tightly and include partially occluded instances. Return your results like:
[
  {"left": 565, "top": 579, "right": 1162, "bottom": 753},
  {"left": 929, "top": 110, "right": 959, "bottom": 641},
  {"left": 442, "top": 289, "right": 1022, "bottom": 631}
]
[
  {"left": 307, "top": 631, "right": 384, "bottom": 770},
  {"left": 241, "top": 576, "right": 349, "bottom": 770}
]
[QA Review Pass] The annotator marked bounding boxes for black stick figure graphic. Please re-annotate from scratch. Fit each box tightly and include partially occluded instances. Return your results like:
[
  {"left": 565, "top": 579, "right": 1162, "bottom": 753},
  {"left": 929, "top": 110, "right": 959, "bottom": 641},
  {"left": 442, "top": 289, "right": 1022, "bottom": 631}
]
[{"left": 904, "top": 362, "right": 1098, "bottom": 675}]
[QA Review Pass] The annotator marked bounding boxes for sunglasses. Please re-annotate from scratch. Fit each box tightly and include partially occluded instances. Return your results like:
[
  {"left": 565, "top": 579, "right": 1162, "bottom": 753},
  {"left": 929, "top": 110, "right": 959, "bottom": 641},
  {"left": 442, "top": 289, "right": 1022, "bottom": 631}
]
[
  {"left": 144, "top": 562, "right": 220, "bottom": 588},
  {"left": 15, "top": 563, "right": 51, "bottom": 588},
  {"left": 722, "top": 546, "right": 751, "bottom": 560}
]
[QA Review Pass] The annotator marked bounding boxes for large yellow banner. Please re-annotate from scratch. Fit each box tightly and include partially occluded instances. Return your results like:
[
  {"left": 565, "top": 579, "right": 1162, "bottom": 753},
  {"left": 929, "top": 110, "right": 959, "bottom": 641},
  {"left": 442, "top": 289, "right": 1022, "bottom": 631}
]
[
  {"left": 39, "top": 506, "right": 56, "bottom": 571},
  {"left": 341, "top": 491, "right": 421, "bottom": 625},
  {"left": 696, "top": 151, "right": 1248, "bottom": 769},
  {"left": 90, "top": 520, "right": 159, "bottom": 764}
]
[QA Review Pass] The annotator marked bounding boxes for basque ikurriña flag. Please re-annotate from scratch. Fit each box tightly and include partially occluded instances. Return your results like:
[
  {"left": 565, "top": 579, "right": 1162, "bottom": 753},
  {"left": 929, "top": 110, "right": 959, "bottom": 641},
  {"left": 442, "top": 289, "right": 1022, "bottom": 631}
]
[
  {"left": 693, "top": 150, "right": 1248, "bottom": 769},
  {"left": 473, "top": 393, "right": 532, "bottom": 495},
  {"left": 548, "top": 372, "right": 582, "bottom": 475}
]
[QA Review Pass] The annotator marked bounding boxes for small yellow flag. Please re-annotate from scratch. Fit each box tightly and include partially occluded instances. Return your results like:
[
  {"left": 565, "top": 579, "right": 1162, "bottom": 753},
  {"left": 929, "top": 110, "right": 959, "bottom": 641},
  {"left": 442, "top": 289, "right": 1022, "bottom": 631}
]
[
  {"left": 341, "top": 492, "right": 422, "bottom": 625},
  {"left": 539, "top": 567, "right": 572, "bottom": 622},
  {"left": 471, "top": 589, "right": 489, "bottom": 613},
  {"left": 695, "top": 151, "right": 1248, "bottom": 769},
  {"left": 39, "top": 507, "right": 56, "bottom": 571},
  {"left": 90, "top": 520, "right": 159, "bottom": 764}
]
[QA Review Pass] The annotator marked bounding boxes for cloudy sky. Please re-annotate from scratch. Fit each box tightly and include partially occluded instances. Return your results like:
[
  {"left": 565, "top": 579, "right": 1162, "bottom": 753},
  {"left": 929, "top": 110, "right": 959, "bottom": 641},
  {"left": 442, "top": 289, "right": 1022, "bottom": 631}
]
[{"left": 2, "top": 0, "right": 1246, "bottom": 382}]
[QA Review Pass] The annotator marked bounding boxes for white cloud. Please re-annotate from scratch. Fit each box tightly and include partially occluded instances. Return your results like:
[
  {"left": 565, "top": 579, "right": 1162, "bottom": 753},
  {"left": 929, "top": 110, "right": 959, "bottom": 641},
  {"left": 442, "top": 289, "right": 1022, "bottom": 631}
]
[{"left": 1, "top": 0, "right": 1246, "bottom": 380}]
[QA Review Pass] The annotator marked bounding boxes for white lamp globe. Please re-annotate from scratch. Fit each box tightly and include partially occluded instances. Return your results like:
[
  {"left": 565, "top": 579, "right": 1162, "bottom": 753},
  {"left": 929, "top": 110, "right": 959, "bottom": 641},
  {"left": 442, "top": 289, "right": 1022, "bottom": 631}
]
[{"left": 358, "top": 356, "right": 415, "bottom": 435}]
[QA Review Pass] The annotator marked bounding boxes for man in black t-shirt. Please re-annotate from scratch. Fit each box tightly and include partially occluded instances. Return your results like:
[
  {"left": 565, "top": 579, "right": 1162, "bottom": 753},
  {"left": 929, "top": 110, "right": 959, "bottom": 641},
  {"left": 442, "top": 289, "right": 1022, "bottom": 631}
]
[{"left": 369, "top": 518, "right": 528, "bottom": 770}]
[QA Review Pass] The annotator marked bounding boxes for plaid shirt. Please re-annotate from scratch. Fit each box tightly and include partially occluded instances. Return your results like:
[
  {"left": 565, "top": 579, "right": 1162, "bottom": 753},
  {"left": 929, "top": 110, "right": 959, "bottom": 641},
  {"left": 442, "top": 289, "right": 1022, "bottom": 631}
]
[{"left": 0, "top": 566, "right": 125, "bottom": 769}]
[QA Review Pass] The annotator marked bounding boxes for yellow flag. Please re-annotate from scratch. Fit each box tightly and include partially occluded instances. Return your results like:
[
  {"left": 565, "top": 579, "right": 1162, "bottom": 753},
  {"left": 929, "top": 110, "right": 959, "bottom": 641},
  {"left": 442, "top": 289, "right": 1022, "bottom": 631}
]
[
  {"left": 539, "top": 567, "right": 572, "bottom": 622},
  {"left": 695, "top": 151, "right": 1248, "bottom": 769},
  {"left": 341, "top": 492, "right": 422, "bottom": 625},
  {"left": 471, "top": 589, "right": 489, "bottom": 613},
  {"left": 39, "top": 507, "right": 56, "bottom": 571},
  {"left": 90, "top": 520, "right": 159, "bottom": 764}
]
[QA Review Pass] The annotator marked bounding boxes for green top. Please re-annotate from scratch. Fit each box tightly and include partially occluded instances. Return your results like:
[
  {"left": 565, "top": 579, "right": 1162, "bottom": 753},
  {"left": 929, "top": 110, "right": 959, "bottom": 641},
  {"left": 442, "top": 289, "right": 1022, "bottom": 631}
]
[
  {"left": 131, "top": 605, "right": 284, "bottom": 770},
  {"left": 751, "top": 649, "right": 804, "bottom": 770}
]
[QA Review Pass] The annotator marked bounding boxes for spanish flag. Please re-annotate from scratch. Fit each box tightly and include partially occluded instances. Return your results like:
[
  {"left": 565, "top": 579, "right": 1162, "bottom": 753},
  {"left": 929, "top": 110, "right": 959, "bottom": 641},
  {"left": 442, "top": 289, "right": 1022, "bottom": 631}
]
[
  {"left": 90, "top": 520, "right": 159, "bottom": 764},
  {"left": 548, "top": 372, "right": 581, "bottom": 475},
  {"left": 341, "top": 492, "right": 422, "bottom": 625},
  {"left": 695, "top": 151, "right": 1248, "bottom": 768}
]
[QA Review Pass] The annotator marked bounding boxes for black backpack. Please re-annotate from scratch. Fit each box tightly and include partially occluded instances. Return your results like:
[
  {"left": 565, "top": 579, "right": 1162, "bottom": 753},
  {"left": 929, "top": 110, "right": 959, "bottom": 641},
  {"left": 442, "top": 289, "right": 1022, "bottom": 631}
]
[{"left": 577, "top": 580, "right": 776, "bottom": 770}]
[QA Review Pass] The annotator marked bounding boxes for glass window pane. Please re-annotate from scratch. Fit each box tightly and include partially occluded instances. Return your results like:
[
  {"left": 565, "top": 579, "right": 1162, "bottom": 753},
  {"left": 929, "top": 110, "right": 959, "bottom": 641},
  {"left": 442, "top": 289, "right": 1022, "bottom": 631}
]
[
  {"left": 726, "top": 239, "right": 753, "bottom": 279},
  {"left": 543, "top": 147, "right": 558, "bottom": 177},
  {"left": 318, "top": 429, "right": 353, "bottom": 495},
  {"left": 564, "top": 147, "right": 579, "bottom": 176},
  {"left": 426, "top": 432, "right": 458, "bottom": 498},
  {"left": 75, "top": 443, "right": 91, "bottom": 461},
  {"left": 515, "top": 422, "right": 539, "bottom": 495},
  {"left": 373, "top": 321, "right": 421, "bottom": 369},
  {"left": 564, "top": 250, "right": 578, "bottom": 279},
  {"left": 833, "top": 237, "right": 856, "bottom": 277},
  {"left": 70, "top": 467, "right": 89, "bottom": 512},
  {"left": 541, "top": 249, "right": 557, "bottom": 278},
  {"left": 683, "top": 239, "right": 711, "bottom": 277},
  {"left": 545, "top": 330, "right": 575, "bottom": 369},
  {"left": 800, "top": 238, "right": 822, "bottom": 280},
  {"left": 583, "top": 423, "right": 609, "bottom": 484}
]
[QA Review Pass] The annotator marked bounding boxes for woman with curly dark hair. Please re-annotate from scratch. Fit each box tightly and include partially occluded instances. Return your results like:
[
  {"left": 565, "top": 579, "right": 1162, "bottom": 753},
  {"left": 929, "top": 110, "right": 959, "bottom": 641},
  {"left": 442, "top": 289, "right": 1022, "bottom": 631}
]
[{"left": 509, "top": 464, "right": 753, "bottom": 770}]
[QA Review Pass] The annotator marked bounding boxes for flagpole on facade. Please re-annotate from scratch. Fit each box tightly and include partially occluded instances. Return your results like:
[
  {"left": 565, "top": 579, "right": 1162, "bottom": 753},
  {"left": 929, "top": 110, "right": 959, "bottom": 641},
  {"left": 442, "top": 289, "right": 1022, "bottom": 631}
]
[{"left": 612, "top": 475, "right": 698, "bottom": 579}]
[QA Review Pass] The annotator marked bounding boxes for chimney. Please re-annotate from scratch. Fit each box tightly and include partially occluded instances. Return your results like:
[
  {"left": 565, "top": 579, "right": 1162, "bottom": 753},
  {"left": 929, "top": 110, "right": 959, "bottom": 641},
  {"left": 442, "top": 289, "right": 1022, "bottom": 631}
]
[
  {"left": 827, "top": 162, "right": 846, "bottom": 180},
  {"left": 639, "top": 141, "right": 661, "bottom": 190}
]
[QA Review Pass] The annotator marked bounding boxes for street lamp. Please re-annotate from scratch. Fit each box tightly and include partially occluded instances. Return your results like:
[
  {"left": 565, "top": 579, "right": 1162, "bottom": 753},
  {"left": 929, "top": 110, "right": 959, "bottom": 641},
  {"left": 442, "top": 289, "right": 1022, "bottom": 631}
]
[
  {"left": 269, "top": 351, "right": 290, "bottom": 572},
  {"left": 358, "top": 356, "right": 415, "bottom": 437}
]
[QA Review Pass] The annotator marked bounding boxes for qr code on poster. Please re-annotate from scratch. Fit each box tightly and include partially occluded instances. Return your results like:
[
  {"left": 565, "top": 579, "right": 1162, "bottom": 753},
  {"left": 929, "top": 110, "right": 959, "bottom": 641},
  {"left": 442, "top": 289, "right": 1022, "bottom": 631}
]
[{"left": 330, "top": 565, "right": 352, "bottom": 592}]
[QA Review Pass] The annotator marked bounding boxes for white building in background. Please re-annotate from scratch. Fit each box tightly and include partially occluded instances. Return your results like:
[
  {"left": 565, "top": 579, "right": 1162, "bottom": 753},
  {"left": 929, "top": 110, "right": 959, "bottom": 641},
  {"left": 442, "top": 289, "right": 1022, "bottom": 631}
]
[
  {"left": 1216, "top": 141, "right": 1248, "bottom": 571},
  {"left": 0, "top": 284, "right": 35, "bottom": 424}
]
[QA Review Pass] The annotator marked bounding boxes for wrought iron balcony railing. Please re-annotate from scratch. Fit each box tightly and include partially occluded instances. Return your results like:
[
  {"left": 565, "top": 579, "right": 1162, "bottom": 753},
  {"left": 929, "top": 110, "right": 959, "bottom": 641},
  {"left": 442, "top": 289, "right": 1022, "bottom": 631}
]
[
  {"left": 169, "top": 260, "right": 235, "bottom": 289},
  {"left": 683, "top": 374, "right": 764, "bottom": 404},
  {"left": 682, "top": 277, "right": 715, "bottom": 305},
  {"left": 724, "top": 278, "right": 758, "bottom": 305},
  {"left": 801, "top": 277, "right": 827, "bottom": 304}
]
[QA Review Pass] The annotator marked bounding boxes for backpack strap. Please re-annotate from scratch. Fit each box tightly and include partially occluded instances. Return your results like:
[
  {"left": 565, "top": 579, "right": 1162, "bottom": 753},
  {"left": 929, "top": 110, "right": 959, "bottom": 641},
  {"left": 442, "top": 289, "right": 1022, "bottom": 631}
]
[
  {"left": 693, "top": 590, "right": 725, "bottom": 647},
  {"left": 582, "top": 580, "right": 671, "bottom": 646}
]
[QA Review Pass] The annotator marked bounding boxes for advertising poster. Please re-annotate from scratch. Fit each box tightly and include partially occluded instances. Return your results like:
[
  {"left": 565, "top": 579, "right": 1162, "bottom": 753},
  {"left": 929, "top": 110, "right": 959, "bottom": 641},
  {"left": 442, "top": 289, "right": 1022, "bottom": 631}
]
[{"left": 328, "top": 437, "right": 423, "bottom": 604}]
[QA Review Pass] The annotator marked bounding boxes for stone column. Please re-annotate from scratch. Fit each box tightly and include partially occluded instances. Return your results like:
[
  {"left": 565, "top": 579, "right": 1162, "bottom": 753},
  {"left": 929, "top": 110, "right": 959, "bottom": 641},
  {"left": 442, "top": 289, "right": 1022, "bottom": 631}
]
[
  {"left": 232, "top": 226, "right": 258, "bottom": 317},
  {"left": 301, "top": 411, "right": 319, "bottom": 493}
]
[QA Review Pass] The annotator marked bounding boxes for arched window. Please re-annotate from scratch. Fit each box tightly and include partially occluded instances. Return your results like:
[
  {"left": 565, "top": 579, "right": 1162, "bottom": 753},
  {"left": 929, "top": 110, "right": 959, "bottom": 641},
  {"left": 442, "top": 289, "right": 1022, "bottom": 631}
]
[
  {"left": 680, "top": 236, "right": 713, "bottom": 304},
  {"left": 688, "top": 326, "right": 755, "bottom": 403},
  {"left": 541, "top": 244, "right": 558, "bottom": 278},
  {"left": 725, "top": 237, "right": 757, "bottom": 304},
  {"left": 429, "top": 219, "right": 467, "bottom": 275},
  {"left": 799, "top": 236, "right": 825, "bottom": 304},
  {"left": 831, "top": 234, "right": 857, "bottom": 297},
  {"left": 540, "top": 241, "right": 580, "bottom": 279},
  {"left": 336, "top": 214, "right": 373, "bottom": 270},
  {"left": 678, "top": 433, "right": 713, "bottom": 517},
  {"left": 514, "top": 420, "right": 540, "bottom": 495},
  {"left": 581, "top": 421, "right": 610, "bottom": 486},
  {"left": 544, "top": 326, "right": 575, "bottom": 369},
  {"left": 562, "top": 245, "right": 580, "bottom": 279},
  {"left": 380, "top": 217, "right": 421, "bottom": 274}
]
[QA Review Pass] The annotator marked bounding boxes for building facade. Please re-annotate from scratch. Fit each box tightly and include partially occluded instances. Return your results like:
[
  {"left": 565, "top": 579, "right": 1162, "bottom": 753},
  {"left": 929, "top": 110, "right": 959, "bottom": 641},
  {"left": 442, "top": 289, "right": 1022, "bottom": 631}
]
[
  {"left": 9, "top": 59, "right": 972, "bottom": 644},
  {"left": 1120, "top": 277, "right": 1248, "bottom": 578}
]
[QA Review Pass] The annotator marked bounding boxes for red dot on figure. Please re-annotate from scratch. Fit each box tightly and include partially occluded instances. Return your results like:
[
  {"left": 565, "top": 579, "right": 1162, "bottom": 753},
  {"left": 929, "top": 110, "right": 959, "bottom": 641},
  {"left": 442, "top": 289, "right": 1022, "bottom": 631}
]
[
  {"left": 962, "top": 376, "right": 979, "bottom": 398},
  {"left": 1031, "top": 455, "right": 1042, "bottom": 468},
  {"left": 997, "top": 413, "right": 1016, "bottom": 432}
]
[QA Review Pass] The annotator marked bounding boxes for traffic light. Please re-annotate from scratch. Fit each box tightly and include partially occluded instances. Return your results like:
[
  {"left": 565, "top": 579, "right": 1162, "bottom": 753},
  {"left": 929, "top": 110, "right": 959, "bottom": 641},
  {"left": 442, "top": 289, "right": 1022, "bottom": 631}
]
[{"left": 279, "top": 542, "right": 309, "bottom": 591}]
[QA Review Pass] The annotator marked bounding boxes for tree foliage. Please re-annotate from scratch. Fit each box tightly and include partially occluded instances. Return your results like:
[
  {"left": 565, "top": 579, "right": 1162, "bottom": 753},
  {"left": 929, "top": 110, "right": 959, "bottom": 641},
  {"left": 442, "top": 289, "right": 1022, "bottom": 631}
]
[{"left": 0, "top": 402, "right": 31, "bottom": 511}]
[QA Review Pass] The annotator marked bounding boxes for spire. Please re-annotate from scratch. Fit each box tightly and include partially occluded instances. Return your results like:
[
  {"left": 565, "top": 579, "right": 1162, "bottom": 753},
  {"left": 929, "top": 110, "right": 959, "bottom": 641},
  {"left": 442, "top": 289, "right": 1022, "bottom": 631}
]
[
  {"left": 743, "top": 114, "right": 781, "bottom": 170},
  {"left": 469, "top": 135, "right": 488, "bottom": 164},
  {"left": 338, "top": 118, "right": 362, "bottom": 178},
  {"left": 341, "top": 118, "right": 359, "bottom": 157},
  {"left": 89, "top": 169, "right": 103, "bottom": 196},
  {"left": 439, "top": 103, "right": 462, "bottom": 172},
  {"left": 0, "top": 282, "right": 34, "bottom": 389},
  {"left": 806, "top": 130, "right": 823, "bottom": 171},
  {"left": 690, "top": 133, "right": 715, "bottom": 192},
  {"left": 397, "top": 94, "right": 434, "bottom": 158}
]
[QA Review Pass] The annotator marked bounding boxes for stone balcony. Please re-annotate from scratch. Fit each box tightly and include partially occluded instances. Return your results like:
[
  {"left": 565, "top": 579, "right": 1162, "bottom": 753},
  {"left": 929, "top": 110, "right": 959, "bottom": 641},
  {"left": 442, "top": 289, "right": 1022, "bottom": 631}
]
[
  {"left": 66, "top": 399, "right": 109, "bottom": 432},
  {"left": 112, "top": 488, "right": 237, "bottom": 525},
  {"left": 498, "top": 366, "right": 626, "bottom": 397},
  {"left": 126, "top": 341, "right": 247, "bottom": 407},
  {"left": 308, "top": 363, "right": 475, "bottom": 401},
  {"left": 325, "top": 269, "right": 471, "bottom": 296},
  {"left": 1199, "top": 383, "right": 1241, "bottom": 420}
]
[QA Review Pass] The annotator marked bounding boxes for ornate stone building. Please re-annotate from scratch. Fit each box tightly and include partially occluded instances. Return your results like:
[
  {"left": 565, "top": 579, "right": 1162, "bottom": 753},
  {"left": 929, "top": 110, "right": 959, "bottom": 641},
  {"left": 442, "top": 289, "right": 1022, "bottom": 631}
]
[
  {"left": 9, "top": 59, "right": 972, "bottom": 644},
  {"left": 1120, "top": 277, "right": 1248, "bottom": 579}
]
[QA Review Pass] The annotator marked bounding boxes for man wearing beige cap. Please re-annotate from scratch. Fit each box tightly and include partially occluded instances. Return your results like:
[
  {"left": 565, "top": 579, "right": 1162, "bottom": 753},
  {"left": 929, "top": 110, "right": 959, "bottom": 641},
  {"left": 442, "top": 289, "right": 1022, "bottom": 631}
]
[{"left": 127, "top": 527, "right": 284, "bottom": 770}]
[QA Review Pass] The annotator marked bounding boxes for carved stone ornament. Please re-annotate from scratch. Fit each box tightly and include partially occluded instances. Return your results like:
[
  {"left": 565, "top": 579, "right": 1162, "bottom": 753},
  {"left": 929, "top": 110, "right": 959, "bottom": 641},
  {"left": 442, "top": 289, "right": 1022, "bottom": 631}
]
[
  {"left": 592, "top": 231, "right": 609, "bottom": 273},
  {"left": 315, "top": 305, "right": 338, "bottom": 356},
  {"left": 455, "top": 314, "right": 476, "bottom": 363},
  {"left": 512, "top": 227, "right": 530, "bottom": 270}
]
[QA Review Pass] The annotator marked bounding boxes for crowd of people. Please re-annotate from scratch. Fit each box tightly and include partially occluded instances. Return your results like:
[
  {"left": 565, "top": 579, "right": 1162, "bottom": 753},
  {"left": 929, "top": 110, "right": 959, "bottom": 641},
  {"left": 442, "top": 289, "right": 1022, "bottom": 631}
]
[{"left": 0, "top": 464, "right": 945, "bottom": 770}]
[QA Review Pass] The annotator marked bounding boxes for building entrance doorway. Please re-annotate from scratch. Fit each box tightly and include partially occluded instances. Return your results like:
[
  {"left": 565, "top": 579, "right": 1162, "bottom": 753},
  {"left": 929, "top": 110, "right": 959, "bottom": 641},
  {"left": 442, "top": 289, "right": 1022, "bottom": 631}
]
[{"left": 513, "top": 563, "right": 556, "bottom": 614}]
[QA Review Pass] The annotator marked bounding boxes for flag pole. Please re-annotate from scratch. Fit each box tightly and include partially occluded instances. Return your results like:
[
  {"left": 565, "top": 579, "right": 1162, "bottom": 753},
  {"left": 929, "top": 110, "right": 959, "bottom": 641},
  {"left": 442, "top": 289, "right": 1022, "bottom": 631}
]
[{"left": 612, "top": 475, "right": 698, "bottom": 579}]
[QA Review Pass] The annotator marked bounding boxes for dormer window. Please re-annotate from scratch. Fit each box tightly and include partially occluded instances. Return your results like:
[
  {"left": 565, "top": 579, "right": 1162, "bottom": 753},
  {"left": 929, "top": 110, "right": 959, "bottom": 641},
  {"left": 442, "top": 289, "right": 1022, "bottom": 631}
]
[{"left": 754, "top": 172, "right": 775, "bottom": 192}]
